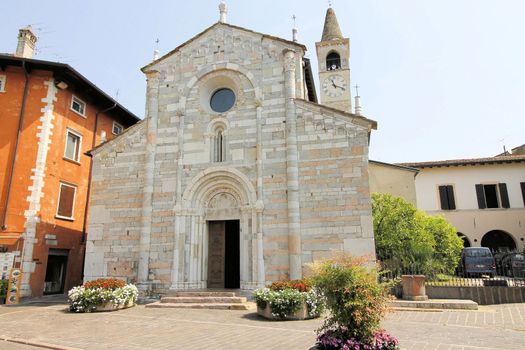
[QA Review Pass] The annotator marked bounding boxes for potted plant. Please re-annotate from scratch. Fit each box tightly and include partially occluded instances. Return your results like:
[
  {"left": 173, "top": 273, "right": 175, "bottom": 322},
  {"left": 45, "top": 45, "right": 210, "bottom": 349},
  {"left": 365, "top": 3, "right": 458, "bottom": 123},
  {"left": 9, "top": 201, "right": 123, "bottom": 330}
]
[
  {"left": 309, "top": 254, "right": 400, "bottom": 350},
  {"left": 0, "top": 279, "right": 7, "bottom": 304},
  {"left": 68, "top": 278, "right": 138, "bottom": 313},
  {"left": 252, "top": 279, "right": 324, "bottom": 320}
]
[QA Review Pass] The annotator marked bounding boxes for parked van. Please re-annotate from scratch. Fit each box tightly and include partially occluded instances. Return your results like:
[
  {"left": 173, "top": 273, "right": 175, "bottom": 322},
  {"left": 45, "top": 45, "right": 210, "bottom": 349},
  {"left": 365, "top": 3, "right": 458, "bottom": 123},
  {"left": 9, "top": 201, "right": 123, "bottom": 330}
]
[
  {"left": 460, "top": 247, "right": 496, "bottom": 277},
  {"left": 501, "top": 253, "right": 525, "bottom": 278}
]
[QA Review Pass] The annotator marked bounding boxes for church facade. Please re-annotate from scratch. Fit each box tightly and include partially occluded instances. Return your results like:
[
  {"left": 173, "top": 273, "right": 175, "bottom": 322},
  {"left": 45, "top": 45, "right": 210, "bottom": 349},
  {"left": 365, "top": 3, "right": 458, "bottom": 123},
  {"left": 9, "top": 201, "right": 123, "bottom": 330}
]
[{"left": 84, "top": 5, "right": 377, "bottom": 292}]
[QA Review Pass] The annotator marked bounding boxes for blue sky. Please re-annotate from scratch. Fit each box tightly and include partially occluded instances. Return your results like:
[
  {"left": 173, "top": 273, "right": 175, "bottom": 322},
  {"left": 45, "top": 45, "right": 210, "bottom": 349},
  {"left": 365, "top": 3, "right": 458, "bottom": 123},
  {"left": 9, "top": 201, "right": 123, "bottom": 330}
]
[{"left": 2, "top": 0, "right": 524, "bottom": 162}]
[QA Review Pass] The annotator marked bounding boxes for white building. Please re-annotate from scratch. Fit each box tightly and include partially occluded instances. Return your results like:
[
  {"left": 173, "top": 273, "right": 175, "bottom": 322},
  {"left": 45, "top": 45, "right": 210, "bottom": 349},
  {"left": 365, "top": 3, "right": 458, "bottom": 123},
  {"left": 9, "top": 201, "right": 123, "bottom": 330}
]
[
  {"left": 84, "top": 5, "right": 377, "bottom": 293},
  {"left": 401, "top": 154, "right": 525, "bottom": 251}
]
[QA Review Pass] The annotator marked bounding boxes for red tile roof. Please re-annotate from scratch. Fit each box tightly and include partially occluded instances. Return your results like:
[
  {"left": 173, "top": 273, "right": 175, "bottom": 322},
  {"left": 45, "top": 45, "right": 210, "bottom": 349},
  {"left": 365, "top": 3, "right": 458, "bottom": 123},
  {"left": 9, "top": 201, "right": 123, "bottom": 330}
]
[{"left": 398, "top": 155, "right": 525, "bottom": 168}]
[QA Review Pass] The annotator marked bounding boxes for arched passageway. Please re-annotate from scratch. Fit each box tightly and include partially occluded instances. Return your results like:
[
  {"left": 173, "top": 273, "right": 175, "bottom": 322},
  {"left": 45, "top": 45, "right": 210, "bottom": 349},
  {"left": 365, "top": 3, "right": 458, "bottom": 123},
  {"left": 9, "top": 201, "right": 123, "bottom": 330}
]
[
  {"left": 457, "top": 232, "right": 471, "bottom": 248},
  {"left": 481, "top": 230, "right": 516, "bottom": 252}
]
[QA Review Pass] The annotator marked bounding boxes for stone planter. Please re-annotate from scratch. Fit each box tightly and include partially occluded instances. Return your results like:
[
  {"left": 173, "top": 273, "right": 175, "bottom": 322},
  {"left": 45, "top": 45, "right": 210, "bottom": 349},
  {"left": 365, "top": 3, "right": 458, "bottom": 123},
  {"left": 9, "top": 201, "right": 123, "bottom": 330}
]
[
  {"left": 257, "top": 301, "right": 316, "bottom": 320},
  {"left": 93, "top": 300, "right": 135, "bottom": 312},
  {"left": 401, "top": 275, "right": 428, "bottom": 301}
]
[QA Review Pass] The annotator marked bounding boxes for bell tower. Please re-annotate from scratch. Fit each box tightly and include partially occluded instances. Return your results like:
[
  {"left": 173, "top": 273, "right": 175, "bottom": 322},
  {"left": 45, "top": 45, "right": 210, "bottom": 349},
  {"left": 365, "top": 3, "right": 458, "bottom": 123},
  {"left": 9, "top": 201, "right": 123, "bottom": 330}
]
[{"left": 316, "top": 7, "right": 351, "bottom": 112}]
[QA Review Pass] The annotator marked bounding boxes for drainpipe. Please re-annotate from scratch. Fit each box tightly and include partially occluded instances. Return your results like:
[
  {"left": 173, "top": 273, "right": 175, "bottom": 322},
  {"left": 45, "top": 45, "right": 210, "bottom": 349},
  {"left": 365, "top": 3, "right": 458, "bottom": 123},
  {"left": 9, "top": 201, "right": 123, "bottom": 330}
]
[
  {"left": 81, "top": 103, "right": 117, "bottom": 243},
  {"left": 2, "top": 61, "right": 30, "bottom": 230}
]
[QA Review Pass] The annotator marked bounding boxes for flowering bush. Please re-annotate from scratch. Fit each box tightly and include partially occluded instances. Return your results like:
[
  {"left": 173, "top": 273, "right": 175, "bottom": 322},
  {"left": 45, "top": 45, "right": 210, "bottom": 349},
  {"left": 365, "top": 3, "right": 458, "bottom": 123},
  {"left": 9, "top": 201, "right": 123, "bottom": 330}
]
[
  {"left": 253, "top": 278, "right": 324, "bottom": 319},
  {"left": 318, "top": 329, "right": 399, "bottom": 350},
  {"left": 84, "top": 278, "right": 126, "bottom": 290},
  {"left": 269, "top": 279, "right": 312, "bottom": 292},
  {"left": 68, "top": 278, "right": 138, "bottom": 313},
  {"left": 309, "top": 254, "right": 399, "bottom": 349}
]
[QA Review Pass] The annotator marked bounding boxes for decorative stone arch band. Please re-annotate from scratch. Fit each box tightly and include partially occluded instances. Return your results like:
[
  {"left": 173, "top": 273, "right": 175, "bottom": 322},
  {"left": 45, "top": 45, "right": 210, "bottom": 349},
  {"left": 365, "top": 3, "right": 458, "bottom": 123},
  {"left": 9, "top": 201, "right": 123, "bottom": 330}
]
[
  {"left": 170, "top": 167, "right": 265, "bottom": 290},
  {"left": 182, "top": 167, "right": 257, "bottom": 207},
  {"left": 178, "top": 62, "right": 263, "bottom": 111}
]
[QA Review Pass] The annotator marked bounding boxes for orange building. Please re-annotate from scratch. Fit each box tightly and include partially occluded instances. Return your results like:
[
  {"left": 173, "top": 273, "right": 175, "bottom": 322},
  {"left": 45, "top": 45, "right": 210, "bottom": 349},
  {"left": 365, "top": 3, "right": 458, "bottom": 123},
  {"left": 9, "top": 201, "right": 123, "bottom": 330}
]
[{"left": 0, "top": 27, "right": 139, "bottom": 298}]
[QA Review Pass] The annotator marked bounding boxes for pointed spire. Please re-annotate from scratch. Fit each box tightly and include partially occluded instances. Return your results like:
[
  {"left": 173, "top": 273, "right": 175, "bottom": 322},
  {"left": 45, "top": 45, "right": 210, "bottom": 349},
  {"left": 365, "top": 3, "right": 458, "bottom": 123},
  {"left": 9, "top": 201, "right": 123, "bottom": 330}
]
[{"left": 321, "top": 7, "right": 343, "bottom": 41}]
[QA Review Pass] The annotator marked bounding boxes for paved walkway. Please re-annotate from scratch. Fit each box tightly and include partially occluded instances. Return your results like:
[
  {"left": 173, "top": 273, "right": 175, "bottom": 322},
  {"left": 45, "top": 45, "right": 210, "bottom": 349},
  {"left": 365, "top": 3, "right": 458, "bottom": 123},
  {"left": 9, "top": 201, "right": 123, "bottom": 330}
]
[{"left": 0, "top": 302, "right": 524, "bottom": 349}]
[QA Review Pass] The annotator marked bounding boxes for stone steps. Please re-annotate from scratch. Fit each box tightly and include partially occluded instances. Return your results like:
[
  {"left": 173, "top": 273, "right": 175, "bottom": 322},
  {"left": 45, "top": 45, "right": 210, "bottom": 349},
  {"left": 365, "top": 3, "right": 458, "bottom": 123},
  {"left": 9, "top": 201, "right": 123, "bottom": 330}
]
[
  {"left": 390, "top": 298, "right": 478, "bottom": 310},
  {"left": 160, "top": 296, "right": 247, "bottom": 304},
  {"left": 145, "top": 291, "right": 254, "bottom": 310},
  {"left": 146, "top": 302, "right": 254, "bottom": 310},
  {"left": 168, "top": 291, "right": 237, "bottom": 298}
]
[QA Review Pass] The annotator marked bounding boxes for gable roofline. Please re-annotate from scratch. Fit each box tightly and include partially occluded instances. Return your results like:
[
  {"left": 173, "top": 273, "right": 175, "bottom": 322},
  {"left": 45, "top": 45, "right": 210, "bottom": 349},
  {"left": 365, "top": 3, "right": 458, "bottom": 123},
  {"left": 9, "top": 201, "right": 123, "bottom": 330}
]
[
  {"left": 141, "top": 22, "right": 307, "bottom": 72},
  {"left": 495, "top": 143, "right": 525, "bottom": 156},
  {"left": 0, "top": 54, "right": 140, "bottom": 126},
  {"left": 398, "top": 154, "right": 525, "bottom": 169},
  {"left": 294, "top": 99, "right": 377, "bottom": 130},
  {"left": 86, "top": 118, "right": 147, "bottom": 157},
  {"left": 369, "top": 159, "right": 419, "bottom": 173}
]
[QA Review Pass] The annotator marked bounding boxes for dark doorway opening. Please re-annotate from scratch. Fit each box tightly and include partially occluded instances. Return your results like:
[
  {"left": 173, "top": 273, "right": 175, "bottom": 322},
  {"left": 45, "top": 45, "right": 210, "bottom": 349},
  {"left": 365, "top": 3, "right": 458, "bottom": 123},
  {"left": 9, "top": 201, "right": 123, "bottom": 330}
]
[
  {"left": 457, "top": 232, "right": 471, "bottom": 248},
  {"left": 481, "top": 230, "right": 516, "bottom": 252},
  {"left": 224, "top": 220, "right": 240, "bottom": 289},
  {"left": 207, "top": 220, "right": 240, "bottom": 289},
  {"left": 44, "top": 249, "right": 69, "bottom": 295}
]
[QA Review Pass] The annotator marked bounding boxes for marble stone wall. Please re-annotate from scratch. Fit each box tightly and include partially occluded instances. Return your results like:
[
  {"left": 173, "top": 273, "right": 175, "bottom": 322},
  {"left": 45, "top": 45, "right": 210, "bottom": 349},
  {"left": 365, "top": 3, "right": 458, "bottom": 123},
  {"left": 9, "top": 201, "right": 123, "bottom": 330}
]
[{"left": 84, "top": 23, "right": 375, "bottom": 293}]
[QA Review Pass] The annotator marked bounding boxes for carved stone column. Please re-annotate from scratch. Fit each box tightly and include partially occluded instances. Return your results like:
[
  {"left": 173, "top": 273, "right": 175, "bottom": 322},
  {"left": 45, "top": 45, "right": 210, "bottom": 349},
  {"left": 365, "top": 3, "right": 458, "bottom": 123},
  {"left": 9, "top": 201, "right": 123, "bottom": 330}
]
[
  {"left": 255, "top": 103, "right": 266, "bottom": 287},
  {"left": 283, "top": 49, "right": 302, "bottom": 280},
  {"left": 138, "top": 70, "right": 160, "bottom": 288},
  {"left": 171, "top": 111, "right": 185, "bottom": 289}
]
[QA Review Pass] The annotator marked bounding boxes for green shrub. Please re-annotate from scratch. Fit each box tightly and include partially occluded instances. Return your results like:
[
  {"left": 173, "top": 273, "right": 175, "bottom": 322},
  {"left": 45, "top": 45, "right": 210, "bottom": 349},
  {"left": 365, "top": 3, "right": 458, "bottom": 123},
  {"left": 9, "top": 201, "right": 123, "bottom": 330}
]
[
  {"left": 0, "top": 280, "right": 8, "bottom": 297},
  {"left": 309, "top": 254, "right": 397, "bottom": 347}
]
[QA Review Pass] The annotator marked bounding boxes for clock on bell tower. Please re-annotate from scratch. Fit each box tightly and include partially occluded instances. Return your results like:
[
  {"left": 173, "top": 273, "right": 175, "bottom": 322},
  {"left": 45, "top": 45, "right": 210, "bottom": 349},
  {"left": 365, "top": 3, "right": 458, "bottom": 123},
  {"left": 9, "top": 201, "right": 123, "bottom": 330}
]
[{"left": 316, "top": 7, "right": 352, "bottom": 113}]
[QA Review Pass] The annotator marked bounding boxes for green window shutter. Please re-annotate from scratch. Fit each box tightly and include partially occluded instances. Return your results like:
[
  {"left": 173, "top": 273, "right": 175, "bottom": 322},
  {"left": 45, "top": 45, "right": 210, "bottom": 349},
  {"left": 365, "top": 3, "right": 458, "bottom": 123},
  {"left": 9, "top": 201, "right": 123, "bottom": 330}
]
[
  {"left": 447, "top": 185, "right": 456, "bottom": 210},
  {"left": 475, "top": 184, "right": 486, "bottom": 209},
  {"left": 499, "top": 183, "right": 510, "bottom": 208},
  {"left": 438, "top": 186, "right": 449, "bottom": 210},
  {"left": 521, "top": 182, "right": 525, "bottom": 207}
]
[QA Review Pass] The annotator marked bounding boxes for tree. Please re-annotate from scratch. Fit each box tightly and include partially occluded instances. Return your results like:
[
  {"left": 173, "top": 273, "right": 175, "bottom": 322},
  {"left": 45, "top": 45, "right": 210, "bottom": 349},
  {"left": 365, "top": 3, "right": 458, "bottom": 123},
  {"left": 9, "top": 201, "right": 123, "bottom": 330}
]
[
  {"left": 422, "top": 214, "right": 463, "bottom": 273},
  {"left": 372, "top": 192, "right": 463, "bottom": 276}
]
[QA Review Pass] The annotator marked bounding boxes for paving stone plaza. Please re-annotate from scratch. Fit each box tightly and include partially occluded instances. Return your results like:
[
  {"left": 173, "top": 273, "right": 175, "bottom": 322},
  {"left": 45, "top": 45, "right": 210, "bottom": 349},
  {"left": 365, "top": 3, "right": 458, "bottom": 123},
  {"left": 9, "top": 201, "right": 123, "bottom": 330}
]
[{"left": 1, "top": 302, "right": 524, "bottom": 350}]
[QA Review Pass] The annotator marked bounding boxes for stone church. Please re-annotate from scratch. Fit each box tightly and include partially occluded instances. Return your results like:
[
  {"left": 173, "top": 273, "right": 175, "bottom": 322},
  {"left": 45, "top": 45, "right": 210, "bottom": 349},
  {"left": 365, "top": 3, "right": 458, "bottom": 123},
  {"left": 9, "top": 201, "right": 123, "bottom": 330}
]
[{"left": 84, "top": 4, "right": 377, "bottom": 293}]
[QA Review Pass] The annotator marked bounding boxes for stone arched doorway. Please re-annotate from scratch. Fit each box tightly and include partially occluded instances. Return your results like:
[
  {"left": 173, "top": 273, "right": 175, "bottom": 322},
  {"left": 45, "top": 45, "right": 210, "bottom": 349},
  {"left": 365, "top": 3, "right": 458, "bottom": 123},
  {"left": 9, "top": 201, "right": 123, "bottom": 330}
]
[
  {"left": 170, "top": 167, "right": 265, "bottom": 290},
  {"left": 457, "top": 232, "right": 471, "bottom": 248},
  {"left": 481, "top": 230, "right": 516, "bottom": 252}
]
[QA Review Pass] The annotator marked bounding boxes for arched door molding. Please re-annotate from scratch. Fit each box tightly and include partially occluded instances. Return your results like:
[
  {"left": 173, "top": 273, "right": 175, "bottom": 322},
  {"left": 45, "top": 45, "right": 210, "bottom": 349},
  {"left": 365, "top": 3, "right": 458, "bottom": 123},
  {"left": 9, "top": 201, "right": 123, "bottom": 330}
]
[{"left": 170, "top": 167, "right": 264, "bottom": 290}]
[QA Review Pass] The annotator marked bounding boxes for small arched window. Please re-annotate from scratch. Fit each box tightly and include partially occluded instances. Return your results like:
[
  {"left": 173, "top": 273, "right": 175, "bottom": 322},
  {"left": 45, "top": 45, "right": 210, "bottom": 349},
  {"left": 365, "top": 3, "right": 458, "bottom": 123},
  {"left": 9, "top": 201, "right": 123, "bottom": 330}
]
[
  {"left": 213, "top": 127, "right": 225, "bottom": 162},
  {"left": 326, "top": 52, "right": 341, "bottom": 71}
]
